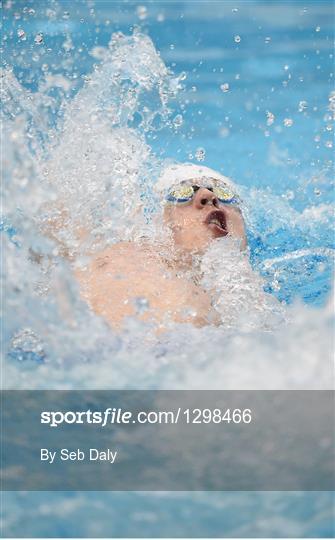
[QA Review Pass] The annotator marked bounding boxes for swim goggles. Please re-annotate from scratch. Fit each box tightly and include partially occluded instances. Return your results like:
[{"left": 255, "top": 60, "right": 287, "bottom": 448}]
[{"left": 166, "top": 178, "right": 240, "bottom": 206}]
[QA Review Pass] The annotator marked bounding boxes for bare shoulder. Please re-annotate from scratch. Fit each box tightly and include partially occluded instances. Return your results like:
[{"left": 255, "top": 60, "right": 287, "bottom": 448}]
[
  {"left": 90, "top": 241, "right": 160, "bottom": 272},
  {"left": 74, "top": 242, "right": 162, "bottom": 282},
  {"left": 73, "top": 240, "right": 219, "bottom": 329}
]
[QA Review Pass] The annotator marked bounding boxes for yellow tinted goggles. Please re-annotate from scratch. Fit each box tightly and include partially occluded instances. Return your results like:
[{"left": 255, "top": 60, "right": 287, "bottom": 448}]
[{"left": 166, "top": 183, "right": 239, "bottom": 205}]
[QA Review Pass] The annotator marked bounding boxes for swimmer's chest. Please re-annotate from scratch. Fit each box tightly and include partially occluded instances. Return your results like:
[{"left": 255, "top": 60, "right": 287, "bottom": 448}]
[{"left": 78, "top": 246, "right": 211, "bottom": 314}]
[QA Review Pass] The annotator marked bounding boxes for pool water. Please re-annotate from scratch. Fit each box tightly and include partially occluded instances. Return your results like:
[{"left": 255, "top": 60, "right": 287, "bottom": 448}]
[{"left": 1, "top": 0, "right": 334, "bottom": 537}]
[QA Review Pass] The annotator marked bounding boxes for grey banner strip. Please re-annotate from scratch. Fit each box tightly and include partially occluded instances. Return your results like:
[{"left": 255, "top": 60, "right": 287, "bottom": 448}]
[{"left": 1, "top": 390, "right": 334, "bottom": 491}]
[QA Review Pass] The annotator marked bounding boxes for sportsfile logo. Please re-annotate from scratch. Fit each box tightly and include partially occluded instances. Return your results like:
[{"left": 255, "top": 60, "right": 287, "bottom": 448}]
[
  {"left": 41, "top": 407, "right": 252, "bottom": 427},
  {"left": 41, "top": 408, "right": 135, "bottom": 427}
]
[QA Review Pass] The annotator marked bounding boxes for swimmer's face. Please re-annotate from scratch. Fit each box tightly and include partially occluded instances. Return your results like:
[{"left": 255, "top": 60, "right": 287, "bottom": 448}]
[{"left": 163, "top": 186, "right": 247, "bottom": 253}]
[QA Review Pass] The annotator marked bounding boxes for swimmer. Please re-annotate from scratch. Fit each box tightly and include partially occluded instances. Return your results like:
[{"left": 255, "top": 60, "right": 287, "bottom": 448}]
[{"left": 43, "top": 163, "right": 248, "bottom": 330}]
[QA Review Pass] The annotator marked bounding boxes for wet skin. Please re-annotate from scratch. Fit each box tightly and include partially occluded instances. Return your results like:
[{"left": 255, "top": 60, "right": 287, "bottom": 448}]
[{"left": 75, "top": 187, "right": 247, "bottom": 330}]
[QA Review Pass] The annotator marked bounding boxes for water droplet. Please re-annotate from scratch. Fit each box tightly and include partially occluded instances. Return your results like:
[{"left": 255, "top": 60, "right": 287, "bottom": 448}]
[
  {"left": 219, "top": 127, "right": 230, "bottom": 138},
  {"left": 265, "top": 36, "right": 271, "bottom": 44},
  {"left": 183, "top": 308, "right": 198, "bottom": 318},
  {"left": 284, "top": 64, "right": 289, "bottom": 71},
  {"left": 328, "top": 91, "right": 335, "bottom": 112},
  {"left": 298, "top": 100, "right": 308, "bottom": 112},
  {"left": 28, "top": 8, "right": 35, "bottom": 15},
  {"left": 266, "top": 111, "right": 275, "bottom": 126},
  {"left": 285, "top": 190, "right": 295, "bottom": 200},
  {"left": 220, "top": 82, "right": 230, "bottom": 92},
  {"left": 17, "top": 29, "right": 26, "bottom": 41},
  {"left": 136, "top": 5, "right": 148, "bottom": 20},
  {"left": 195, "top": 147, "right": 206, "bottom": 162},
  {"left": 234, "top": 35, "right": 241, "bottom": 43},
  {"left": 315, "top": 25, "right": 321, "bottom": 32},
  {"left": 271, "top": 280, "right": 281, "bottom": 292},
  {"left": 173, "top": 114, "right": 183, "bottom": 128},
  {"left": 325, "top": 140, "right": 333, "bottom": 148},
  {"left": 325, "top": 124, "right": 333, "bottom": 131},
  {"left": 134, "top": 296, "right": 149, "bottom": 314},
  {"left": 314, "top": 188, "right": 321, "bottom": 196},
  {"left": 170, "top": 44, "right": 175, "bottom": 50},
  {"left": 324, "top": 112, "right": 333, "bottom": 122},
  {"left": 62, "top": 11, "right": 70, "bottom": 19},
  {"left": 157, "top": 13, "right": 165, "bottom": 22},
  {"left": 232, "top": 8, "right": 238, "bottom": 13},
  {"left": 283, "top": 118, "right": 293, "bottom": 127},
  {"left": 34, "top": 32, "right": 43, "bottom": 45},
  {"left": 46, "top": 9, "right": 56, "bottom": 19},
  {"left": 235, "top": 73, "right": 240, "bottom": 80},
  {"left": 63, "top": 35, "right": 74, "bottom": 52},
  {"left": 314, "top": 134, "right": 321, "bottom": 142}
]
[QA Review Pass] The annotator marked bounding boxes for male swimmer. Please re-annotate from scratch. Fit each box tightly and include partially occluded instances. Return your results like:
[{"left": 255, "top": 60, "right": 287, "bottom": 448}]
[{"left": 71, "top": 163, "right": 248, "bottom": 330}]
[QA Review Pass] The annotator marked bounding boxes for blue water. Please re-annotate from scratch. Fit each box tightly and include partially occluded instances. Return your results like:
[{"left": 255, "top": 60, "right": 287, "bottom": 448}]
[{"left": 1, "top": 0, "right": 334, "bottom": 537}]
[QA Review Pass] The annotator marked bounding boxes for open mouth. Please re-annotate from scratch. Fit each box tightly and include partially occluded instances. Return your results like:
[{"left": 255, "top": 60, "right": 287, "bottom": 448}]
[{"left": 205, "top": 210, "right": 228, "bottom": 236}]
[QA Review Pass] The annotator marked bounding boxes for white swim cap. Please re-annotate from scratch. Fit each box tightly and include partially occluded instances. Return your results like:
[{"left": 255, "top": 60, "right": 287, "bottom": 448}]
[{"left": 155, "top": 162, "right": 238, "bottom": 194}]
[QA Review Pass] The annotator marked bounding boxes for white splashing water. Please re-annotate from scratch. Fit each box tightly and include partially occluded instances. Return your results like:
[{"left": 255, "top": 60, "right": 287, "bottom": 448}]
[
  {"left": 200, "top": 237, "right": 285, "bottom": 330},
  {"left": 2, "top": 32, "right": 333, "bottom": 391}
]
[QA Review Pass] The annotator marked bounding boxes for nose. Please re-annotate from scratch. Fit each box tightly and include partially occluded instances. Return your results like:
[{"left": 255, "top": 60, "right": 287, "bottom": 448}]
[{"left": 193, "top": 187, "right": 219, "bottom": 209}]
